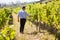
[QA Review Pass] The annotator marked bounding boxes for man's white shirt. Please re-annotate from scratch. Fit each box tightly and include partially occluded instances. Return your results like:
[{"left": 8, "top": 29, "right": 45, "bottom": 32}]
[{"left": 18, "top": 10, "right": 29, "bottom": 19}]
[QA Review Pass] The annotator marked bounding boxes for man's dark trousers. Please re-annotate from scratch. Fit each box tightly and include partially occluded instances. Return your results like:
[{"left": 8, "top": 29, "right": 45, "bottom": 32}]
[{"left": 20, "top": 19, "right": 26, "bottom": 33}]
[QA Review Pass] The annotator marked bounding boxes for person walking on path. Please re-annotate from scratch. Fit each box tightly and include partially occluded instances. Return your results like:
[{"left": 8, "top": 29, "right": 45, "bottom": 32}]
[{"left": 18, "top": 6, "right": 30, "bottom": 34}]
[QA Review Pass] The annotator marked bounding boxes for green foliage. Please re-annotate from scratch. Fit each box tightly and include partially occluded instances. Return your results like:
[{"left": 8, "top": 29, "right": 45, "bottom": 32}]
[
  {"left": 0, "top": 26, "right": 15, "bottom": 40},
  {"left": 26, "top": 1, "right": 60, "bottom": 30},
  {"left": 0, "top": 8, "right": 12, "bottom": 28},
  {"left": 0, "top": 7, "right": 15, "bottom": 40},
  {"left": 13, "top": 7, "right": 21, "bottom": 14}
]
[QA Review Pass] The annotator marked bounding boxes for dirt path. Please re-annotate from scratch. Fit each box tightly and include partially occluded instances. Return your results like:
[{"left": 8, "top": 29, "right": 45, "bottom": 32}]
[{"left": 12, "top": 13, "right": 55, "bottom": 40}]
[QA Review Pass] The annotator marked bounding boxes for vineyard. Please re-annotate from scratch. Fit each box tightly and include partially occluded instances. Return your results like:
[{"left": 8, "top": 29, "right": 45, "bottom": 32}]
[
  {"left": 0, "top": 0, "right": 60, "bottom": 40},
  {"left": 0, "top": 8, "right": 15, "bottom": 40}
]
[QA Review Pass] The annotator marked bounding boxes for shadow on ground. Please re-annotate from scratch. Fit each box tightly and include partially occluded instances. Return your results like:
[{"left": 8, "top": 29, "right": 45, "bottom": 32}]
[
  {"left": 25, "top": 31, "right": 38, "bottom": 35},
  {"left": 28, "top": 19, "right": 60, "bottom": 40}
]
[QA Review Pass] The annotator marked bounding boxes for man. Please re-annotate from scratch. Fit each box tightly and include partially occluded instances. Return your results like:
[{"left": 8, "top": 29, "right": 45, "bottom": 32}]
[{"left": 18, "top": 6, "right": 30, "bottom": 34}]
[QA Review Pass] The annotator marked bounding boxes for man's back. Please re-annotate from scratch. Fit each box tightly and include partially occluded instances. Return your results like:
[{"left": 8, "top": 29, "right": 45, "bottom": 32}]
[{"left": 18, "top": 10, "right": 29, "bottom": 19}]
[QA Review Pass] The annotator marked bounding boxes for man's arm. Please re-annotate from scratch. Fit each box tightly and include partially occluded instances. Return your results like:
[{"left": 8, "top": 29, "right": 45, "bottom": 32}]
[
  {"left": 18, "top": 15, "right": 19, "bottom": 22},
  {"left": 18, "top": 11, "right": 21, "bottom": 22},
  {"left": 18, "top": 12, "right": 20, "bottom": 22},
  {"left": 25, "top": 12, "right": 30, "bottom": 17},
  {"left": 26, "top": 14, "right": 32, "bottom": 17}
]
